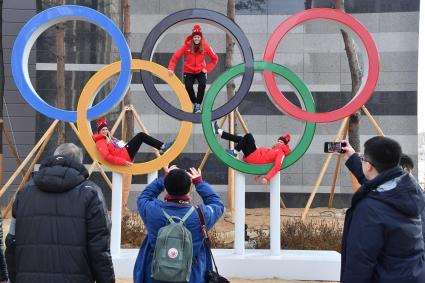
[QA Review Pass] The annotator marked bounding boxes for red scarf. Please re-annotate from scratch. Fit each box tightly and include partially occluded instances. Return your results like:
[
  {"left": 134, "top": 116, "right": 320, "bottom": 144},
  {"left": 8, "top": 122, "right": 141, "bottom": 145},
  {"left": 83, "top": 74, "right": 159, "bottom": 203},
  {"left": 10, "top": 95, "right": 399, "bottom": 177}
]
[{"left": 164, "top": 194, "right": 191, "bottom": 205}]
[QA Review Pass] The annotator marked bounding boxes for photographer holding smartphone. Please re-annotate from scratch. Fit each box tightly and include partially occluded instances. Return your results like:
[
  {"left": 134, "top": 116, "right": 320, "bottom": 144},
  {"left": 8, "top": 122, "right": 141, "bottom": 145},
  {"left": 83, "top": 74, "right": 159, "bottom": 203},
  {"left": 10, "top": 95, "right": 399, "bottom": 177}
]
[
  {"left": 337, "top": 137, "right": 425, "bottom": 283},
  {"left": 133, "top": 165, "right": 225, "bottom": 283}
]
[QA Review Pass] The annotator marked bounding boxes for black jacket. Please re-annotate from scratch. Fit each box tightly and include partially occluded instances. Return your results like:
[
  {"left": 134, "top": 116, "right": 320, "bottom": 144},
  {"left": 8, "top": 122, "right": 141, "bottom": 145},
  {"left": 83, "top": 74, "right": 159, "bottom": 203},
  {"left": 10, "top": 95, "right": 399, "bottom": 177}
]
[
  {"left": 0, "top": 213, "right": 7, "bottom": 281},
  {"left": 341, "top": 153, "right": 425, "bottom": 283},
  {"left": 5, "top": 155, "right": 115, "bottom": 283}
]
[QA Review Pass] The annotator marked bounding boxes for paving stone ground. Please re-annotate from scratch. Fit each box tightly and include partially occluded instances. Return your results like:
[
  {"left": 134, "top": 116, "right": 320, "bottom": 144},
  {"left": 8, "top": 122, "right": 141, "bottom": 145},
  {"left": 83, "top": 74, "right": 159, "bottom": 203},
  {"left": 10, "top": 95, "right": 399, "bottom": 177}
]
[{"left": 3, "top": 208, "right": 341, "bottom": 282}]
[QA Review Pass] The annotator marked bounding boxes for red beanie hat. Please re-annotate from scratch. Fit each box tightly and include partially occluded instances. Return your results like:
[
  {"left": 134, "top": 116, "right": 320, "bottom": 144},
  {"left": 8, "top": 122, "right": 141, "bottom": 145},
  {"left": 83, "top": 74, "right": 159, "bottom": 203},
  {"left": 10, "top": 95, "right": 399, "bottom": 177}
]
[
  {"left": 97, "top": 118, "right": 108, "bottom": 132},
  {"left": 278, "top": 133, "right": 290, "bottom": 144},
  {"left": 192, "top": 25, "right": 202, "bottom": 38}
]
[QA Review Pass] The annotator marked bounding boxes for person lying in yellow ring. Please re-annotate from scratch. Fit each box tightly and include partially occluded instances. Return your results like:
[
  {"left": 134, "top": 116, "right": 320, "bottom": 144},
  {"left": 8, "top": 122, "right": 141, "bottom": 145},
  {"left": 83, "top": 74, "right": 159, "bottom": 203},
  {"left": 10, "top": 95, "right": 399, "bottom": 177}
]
[{"left": 93, "top": 118, "right": 174, "bottom": 166}]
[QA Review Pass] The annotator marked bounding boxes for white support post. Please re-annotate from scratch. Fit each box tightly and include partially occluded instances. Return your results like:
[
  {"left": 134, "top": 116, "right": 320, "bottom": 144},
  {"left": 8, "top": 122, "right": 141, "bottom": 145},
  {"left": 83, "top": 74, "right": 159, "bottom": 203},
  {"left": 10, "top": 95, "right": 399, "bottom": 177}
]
[
  {"left": 111, "top": 172, "right": 123, "bottom": 258},
  {"left": 234, "top": 171, "right": 246, "bottom": 255},
  {"left": 148, "top": 171, "right": 158, "bottom": 183},
  {"left": 270, "top": 172, "right": 281, "bottom": 256}
]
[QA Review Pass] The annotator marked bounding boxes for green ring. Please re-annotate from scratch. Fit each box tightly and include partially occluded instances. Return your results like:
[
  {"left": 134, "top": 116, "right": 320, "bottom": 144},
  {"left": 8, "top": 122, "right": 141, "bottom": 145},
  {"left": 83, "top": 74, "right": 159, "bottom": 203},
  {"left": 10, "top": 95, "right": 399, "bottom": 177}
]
[{"left": 201, "top": 61, "right": 316, "bottom": 175}]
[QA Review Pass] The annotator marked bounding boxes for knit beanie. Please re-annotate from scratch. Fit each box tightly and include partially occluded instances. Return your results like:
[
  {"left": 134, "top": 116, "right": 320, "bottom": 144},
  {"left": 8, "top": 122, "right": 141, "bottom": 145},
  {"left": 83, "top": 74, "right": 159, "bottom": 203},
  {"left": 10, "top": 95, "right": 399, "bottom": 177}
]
[
  {"left": 278, "top": 133, "right": 291, "bottom": 144},
  {"left": 192, "top": 25, "right": 202, "bottom": 38},
  {"left": 97, "top": 118, "right": 108, "bottom": 132},
  {"left": 164, "top": 169, "right": 191, "bottom": 196}
]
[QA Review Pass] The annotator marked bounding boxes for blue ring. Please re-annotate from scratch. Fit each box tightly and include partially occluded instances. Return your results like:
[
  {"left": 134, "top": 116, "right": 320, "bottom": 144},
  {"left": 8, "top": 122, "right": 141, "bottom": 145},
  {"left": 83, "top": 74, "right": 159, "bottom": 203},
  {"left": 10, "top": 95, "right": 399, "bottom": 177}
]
[{"left": 11, "top": 5, "right": 132, "bottom": 122}]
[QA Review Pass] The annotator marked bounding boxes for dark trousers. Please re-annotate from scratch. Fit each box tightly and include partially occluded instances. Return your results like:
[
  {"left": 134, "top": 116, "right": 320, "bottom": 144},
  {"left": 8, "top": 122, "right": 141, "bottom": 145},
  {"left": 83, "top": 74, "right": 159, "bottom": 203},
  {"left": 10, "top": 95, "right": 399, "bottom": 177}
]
[
  {"left": 125, "top": 132, "right": 163, "bottom": 160},
  {"left": 184, "top": 72, "right": 207, "bottom": 104},
  {"left": 221, "top": 132, "right": 257, "bottom": 157}
]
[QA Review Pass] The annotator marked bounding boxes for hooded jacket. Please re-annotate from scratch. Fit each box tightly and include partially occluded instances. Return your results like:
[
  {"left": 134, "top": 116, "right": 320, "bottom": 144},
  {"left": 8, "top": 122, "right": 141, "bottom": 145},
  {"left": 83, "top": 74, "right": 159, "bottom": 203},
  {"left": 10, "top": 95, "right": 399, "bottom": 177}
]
[
  {"left": 93, "top": 133, "right": 131, "bottom": 165},
  {"left": 168, "top": 35, "right": 218, "bottom": 74},
  {"left": 341, "top": 153, "right": 425, "bottom": 283},
  {"left": 133, "top": 177, "right": 224, "bottom": 283},
  {"left": 244, "top": 144, "right": 291, "bottom": 181},
  {"left": 5, "top": 155, "right": 114, "bottom": 283}
]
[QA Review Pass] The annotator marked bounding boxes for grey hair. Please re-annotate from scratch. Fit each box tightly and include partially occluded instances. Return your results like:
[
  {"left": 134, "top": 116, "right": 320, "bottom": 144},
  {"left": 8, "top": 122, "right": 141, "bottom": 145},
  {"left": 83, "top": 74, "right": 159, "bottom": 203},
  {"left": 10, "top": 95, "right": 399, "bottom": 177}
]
[{"left": 54, "top": 143, "right": 83, "bottom": 163}]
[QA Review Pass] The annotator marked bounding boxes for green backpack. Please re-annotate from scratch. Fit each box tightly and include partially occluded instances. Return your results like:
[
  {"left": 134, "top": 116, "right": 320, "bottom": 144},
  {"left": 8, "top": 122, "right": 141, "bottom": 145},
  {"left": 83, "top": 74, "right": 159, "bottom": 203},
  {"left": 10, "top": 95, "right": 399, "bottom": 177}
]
[{"left": 152, "top": 206, "right": 195, "bottom": 282}]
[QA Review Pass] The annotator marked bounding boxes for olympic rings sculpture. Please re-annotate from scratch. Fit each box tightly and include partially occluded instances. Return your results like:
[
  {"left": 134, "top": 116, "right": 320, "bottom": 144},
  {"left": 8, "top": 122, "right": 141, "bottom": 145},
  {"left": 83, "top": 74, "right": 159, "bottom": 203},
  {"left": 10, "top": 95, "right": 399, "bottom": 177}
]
[{"left": 11, "top": 5, "right": 380, "bottom": 175}]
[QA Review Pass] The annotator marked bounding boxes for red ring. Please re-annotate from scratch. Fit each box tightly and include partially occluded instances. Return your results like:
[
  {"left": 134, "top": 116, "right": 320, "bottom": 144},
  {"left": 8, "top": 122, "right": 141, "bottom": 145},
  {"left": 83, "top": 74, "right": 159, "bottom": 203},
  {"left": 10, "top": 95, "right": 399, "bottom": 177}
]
[{"left": 263, "top": 8, "right": 380, "bottom": 123}]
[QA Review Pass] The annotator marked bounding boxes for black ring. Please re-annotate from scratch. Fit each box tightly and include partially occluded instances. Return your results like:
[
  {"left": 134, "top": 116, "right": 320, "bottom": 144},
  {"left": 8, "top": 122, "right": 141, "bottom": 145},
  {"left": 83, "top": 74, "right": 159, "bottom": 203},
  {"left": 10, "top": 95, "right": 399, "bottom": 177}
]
[{"left": 140, "top": 8, "right": 254, "bottom": 123}]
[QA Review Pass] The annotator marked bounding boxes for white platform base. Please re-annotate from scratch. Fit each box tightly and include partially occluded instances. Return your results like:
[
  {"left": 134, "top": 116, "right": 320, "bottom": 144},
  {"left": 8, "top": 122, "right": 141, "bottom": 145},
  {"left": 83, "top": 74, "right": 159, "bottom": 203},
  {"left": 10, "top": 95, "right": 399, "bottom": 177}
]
[{"left": 113, "top": 249, "right": 341, "bottom": 280}]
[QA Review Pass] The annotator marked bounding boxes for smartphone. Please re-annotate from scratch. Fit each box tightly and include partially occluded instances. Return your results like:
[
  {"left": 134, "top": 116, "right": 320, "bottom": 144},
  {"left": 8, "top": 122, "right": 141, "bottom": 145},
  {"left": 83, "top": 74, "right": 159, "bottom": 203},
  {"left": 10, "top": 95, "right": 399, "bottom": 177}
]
[{"left": 324, "top": 142, "right": 346, "bottom": 153}]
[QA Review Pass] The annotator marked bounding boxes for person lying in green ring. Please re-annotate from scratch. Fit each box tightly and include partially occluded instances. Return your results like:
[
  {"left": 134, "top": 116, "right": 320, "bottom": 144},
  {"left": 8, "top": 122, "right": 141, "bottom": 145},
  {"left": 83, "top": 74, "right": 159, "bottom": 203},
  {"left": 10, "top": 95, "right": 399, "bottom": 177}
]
[{"left": 213, "top": 121, "right": 291, "bottom": 185}]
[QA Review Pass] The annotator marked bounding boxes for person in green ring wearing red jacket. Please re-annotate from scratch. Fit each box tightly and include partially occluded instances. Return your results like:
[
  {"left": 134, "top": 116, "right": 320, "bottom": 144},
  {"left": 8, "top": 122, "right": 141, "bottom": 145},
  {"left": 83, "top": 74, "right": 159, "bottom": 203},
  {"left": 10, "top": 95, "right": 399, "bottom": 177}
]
[
  {"left": 213, "top": 121, "right": 291, "bottom": 185},
  {"left": 168, "top": 25, "right": 218, "bottom": 114}
]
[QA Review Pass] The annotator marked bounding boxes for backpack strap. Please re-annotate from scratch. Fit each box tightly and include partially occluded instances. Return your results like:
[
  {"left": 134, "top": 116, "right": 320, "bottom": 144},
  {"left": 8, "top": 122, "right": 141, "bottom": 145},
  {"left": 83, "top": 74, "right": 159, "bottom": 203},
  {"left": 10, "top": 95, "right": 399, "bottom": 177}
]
[
  {"left": 181, "top": 206, "right": 195, "bottom": 223},
  {"left": 195, "top": 206, "right": 219, "bottom": 273},
  {"left": 161, "top": 206, "right": 195, "bottom": 224},
  {"left": 195, "top": 206, "right": 210, "bottom": 247},
  {"left": 161, "top": 209, "right": 176, "bottom": 224}
]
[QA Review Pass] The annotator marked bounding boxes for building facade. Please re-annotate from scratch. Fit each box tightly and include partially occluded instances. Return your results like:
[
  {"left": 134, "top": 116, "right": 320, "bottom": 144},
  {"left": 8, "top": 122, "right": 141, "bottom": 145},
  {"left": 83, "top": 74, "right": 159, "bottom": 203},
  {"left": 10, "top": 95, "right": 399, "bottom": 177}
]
[{"left": 2, "top": 0, "right": 420, "bottom": 208}]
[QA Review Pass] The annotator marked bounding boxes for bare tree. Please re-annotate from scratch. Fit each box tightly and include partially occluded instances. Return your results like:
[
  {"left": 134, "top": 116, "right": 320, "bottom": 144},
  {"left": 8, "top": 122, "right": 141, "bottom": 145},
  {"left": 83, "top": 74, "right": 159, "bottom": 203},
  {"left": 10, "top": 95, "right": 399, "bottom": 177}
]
[
  {"left": 122, "top": 0, "right": 133, "bottom": 141},
  {"left": 305, "top": 0, "right": 313, "bottom": 9},
  {"left": 104, "top": 0, "right": 121, "bottom": 123},
  {"left": 120, "top": 0, "right": 133, "bottom": 210},
  {"left": 335, "top": 0, "right": 362, "bottom": 152},
  {"left": 0, "top": 0, "right": 4, "bottom": 184},
  {"left": 56, "top": 0, "right": 66, "bottom": 145},
  {"left": 235, "top": 0, "right": 266, "bottom": 13},
  {"left": 226, "top": 1, "right": 236, "bottom": 101},
  {"left": 226, "top": 0, "right": 236, "bottom": 210},
  {"left": 310, "top": 0, "right": 362, "bottom": 151}
]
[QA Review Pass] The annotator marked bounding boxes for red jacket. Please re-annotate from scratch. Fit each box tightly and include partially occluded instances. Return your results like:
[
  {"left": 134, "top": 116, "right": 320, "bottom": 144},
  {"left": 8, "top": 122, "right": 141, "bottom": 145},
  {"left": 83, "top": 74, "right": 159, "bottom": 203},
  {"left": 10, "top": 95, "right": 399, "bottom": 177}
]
[
  {"left": 168, "top": 35, "right": 218, "bottom": 74},
  {"left": 244, "top": 144, "right": 291, "bottom": 181},
  {"left": 93, "top": 133, "right": 131, "bottom": 165}
]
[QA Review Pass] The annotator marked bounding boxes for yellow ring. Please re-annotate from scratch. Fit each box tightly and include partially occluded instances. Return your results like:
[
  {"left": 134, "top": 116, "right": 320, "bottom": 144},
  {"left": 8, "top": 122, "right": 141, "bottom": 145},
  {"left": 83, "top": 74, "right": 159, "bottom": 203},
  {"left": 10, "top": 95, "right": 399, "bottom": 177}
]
[{"left": 77, "top": 59, "right": 192, "bottom": 175}]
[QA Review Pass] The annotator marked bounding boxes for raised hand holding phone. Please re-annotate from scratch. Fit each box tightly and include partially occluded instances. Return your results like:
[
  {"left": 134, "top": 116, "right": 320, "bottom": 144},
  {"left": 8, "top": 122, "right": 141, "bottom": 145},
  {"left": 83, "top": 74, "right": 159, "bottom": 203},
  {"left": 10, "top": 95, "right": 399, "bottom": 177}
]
[{"left": 340, "top": 140, "right": 355, "bottom": 161}]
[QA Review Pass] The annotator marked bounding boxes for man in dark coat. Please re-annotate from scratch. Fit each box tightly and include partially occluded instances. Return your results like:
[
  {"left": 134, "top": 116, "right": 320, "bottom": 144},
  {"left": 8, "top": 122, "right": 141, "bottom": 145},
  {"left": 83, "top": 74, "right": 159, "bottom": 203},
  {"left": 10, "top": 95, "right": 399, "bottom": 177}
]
[
  {"left": 5, "top": 143, "right": 115, "bottom": 283},
  {"left": 0, "top": 212, "right": 7, "bottom": 283},
  {"left": 399, "top": 153, "right": 425, "bottom": 242},
  {"left": 400, "top": 153, "right": 415, "bottom": 173},
  {"left": 340, "top": 136, "right": 425, "bottom": 283}
]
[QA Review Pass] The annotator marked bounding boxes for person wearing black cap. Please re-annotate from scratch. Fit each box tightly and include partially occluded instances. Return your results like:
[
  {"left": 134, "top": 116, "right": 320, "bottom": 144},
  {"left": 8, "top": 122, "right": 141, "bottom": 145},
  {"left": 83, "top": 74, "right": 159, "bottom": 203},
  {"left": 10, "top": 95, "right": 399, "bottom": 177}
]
[
  {"left": 399, "top": 153, "right": 425, "bottom": 243},
  {"left": 168, "top": 25, "right": 218, "bottom": 113},
  {"left": 340, "top": 137, "right": 425, "bottom": 283},
  {"left": 133, "top": 165, "right": 224, "bottom": 283},
  {"left": 213, "top": 121, "right": 291, "bottom": 185}
]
